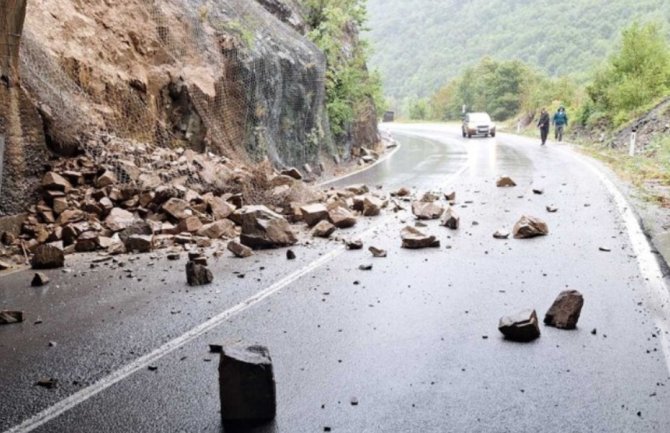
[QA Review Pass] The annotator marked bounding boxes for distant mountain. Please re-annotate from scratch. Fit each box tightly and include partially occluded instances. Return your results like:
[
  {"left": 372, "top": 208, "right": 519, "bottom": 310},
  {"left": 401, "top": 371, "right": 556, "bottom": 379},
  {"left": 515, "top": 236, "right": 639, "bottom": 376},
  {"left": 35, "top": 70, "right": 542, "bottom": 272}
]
[{"left": 365, "top": 0, "right": 670, "bottom": 100}]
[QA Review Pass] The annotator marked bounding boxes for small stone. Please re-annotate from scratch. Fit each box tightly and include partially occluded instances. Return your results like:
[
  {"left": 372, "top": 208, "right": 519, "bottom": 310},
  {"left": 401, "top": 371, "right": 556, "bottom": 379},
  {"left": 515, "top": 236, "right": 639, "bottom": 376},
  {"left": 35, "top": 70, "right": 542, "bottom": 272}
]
[
  {"left": 96, "top": 170, "right": 117, "bottom": 188},
  {"left": 227, "top": 241, "right": 254, "bottom": 258},
  {"left": 546, "top": 206, "right": 559, "bottom": 213},
  {"left": 532, "top": 188, "right": 544, "bottom": 195},
  {"left": 0, "top": 311, "right": 24, "bottom": 325},
  {"left": 35, "top": 378, "right": 58, "bottom": 389},
  {"left": 209, "top": 344, "right": 224, "bottom": 353},
  {"left": 496, "top": 176, "right": 517, "bottom": 187},
  {"left": 281, "top": 167, "right": 303, "bottom": 180},
  {"left": 599, "top": 247, "right": 611, "bottom": 252},
  {"left": 185, "top": 261, "right": 213, "bottom": 286},
  {"left": 31, "top": 273, "right": 49, "bottom": 287},
  {"left": 219, "top": 343, "right": 276, "bottom": 422},
  {"left": 513, "top": 216, "right": 549, "bottom": 239},
  {"left": 359, "top": 264, "right": 373, "bottom": 271},
  {"left": 328, "top": 206, "right": 357, "bottom": 229},
  {"left": 286, "top": 250, "right": 296, "bottom": 260},
  {"left": 401, "top": 226, "right": 440, "bottom": 249},
  {"left": 444, "top": 191, "right": 456, "bottom": 201},
  {"left": 440, "top": 208, "right": 460, "bottom": 230},
  {"left": 544, "top": 290, "right": 584, "bottom": 330},
  {"left": 393, "top": 187, "right": 410, "bottom": 197},
  {"left": 369, "top": 246, "right": 387, "bottom": 257},
  {"left": 412, "top": 201, "right": 445, "bottom": 220},
  {"left": 346, "top": 239, "right": 364, "bottom": 250},
  {"left": 167, "top": 253, "right": 181, "bottom": 261},
  {"left": 493, "top": 229, "right": 510, "bottom": 239},
  {"left": 498, "top": 309, "right": 541, "bottom": 342}
]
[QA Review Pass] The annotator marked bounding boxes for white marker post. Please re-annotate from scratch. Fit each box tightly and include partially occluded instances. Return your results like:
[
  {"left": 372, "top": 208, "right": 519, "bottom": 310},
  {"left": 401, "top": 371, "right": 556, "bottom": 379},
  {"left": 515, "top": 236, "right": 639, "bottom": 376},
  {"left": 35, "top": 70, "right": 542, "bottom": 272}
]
[{"left": 629, "top": 129, "right": 637, "bottom": 157}]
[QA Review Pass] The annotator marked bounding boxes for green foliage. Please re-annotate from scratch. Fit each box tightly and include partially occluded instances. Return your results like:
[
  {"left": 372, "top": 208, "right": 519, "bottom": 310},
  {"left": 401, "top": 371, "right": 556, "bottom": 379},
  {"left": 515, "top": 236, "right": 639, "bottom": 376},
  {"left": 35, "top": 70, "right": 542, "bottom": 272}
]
[
  {"left": 408, "top": 98, "right": 429, "bottom": 120},
  {"left": 587, "top": 22, "right": 670, "bottom": 126},
  {"left": 304, "top": 0, "right": 384, "bottom": 137},
  {"left": 365, "top": 0, "right": 670, "bottom": 101},
  {"left": 426, "top": 57, "right": 580, "bottom": 122}
]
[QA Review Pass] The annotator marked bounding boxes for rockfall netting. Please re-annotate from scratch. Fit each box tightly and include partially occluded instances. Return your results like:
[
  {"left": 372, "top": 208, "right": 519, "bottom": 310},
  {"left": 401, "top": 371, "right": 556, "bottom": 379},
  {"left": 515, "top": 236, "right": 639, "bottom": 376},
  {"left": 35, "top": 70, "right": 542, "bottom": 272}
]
[{"left": 18, "top": 0, "right": 332, "bottom": 192}]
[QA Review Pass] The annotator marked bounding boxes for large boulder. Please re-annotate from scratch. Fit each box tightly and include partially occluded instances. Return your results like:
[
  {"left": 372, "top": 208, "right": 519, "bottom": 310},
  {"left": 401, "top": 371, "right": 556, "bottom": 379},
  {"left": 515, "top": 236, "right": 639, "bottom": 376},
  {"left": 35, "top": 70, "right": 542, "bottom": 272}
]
[
  {"left": 312, "top": 220, "right": 336, "bottom": 238},
  {"left": 105, "top": 208, "right": 136, "bottom": 232},
  {"left": 125, "top": 235, "right": 154, "bottom": 253},
  {"left": 31, "top": 245, "right": 64, "bottom": 269},
  {"left": 42, "top": 172, "right": 72, "bottom": 192},
  {"left": 400, "top": 226, "right": 440, "bottom": 249},
  {"left": 228, "top": 240, "right": 254, "bottom": 258},
  {"left": 328, "top": 206, "right": 357, "bottom": 229},
  {"left": 412, "top": 201, "right": 444, "bottom": 220},
  {"left": 162, "top": 198, "right": 192, "bottom": 220},
  {"left": 362, "top": 196, "right": 383, "bottom": 217},
  {"left": 300, "top": 203, "right": 329, "bottom": 227},
  {"left": 513, "top": 216, "right": 549, "bottom": 239},
  {"left": 498, "top": 309, "right": 541, "bottom": 342},
  {"left": 219, "top": 343, "right": 276, "bottom": 422},
  {"left": 239, "top": 206, "right": 297, "bottom": 249},
  {"left": 544, "top": 290, "right": 584, "bottom": 329}
]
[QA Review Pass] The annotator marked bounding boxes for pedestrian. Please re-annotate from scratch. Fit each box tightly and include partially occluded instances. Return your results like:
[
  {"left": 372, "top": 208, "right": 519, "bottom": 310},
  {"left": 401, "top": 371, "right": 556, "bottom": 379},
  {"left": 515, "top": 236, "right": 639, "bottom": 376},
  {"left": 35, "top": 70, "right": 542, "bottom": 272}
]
[
  {"left": 553, "top": 106, "right": 568, "bottom": 142},
  {"left": 537, "top": 108, "right": 550, "bottom": 146}
]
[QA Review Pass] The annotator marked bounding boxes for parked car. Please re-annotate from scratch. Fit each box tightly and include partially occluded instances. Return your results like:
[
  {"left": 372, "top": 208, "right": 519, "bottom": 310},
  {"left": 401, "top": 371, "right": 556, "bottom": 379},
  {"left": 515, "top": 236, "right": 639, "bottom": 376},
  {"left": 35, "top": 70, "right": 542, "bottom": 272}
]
[{"left": 462, "top": 112, "right": 496, "bottom": 138}]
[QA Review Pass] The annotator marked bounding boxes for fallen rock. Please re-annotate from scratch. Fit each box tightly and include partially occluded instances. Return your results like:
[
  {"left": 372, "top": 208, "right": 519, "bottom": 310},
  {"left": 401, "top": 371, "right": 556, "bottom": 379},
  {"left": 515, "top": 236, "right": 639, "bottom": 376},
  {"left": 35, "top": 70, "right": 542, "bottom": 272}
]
[
  {"left": 96, "top": 170, "right": 117, "bottom": 188},
  {"left": 31, "top": 273, "right": 49, "bottom": 287},
  {"left": 496, "top": 176, "right": 517, "bottom": 187},
  {"left": 345, "top": 184, "right": 369, "bottom": 195},
  {"left": 239, "top": 206, "right": 297, "bottom": 249},
  {"left": 207, "top": 196, "right": 235, "bottom": 220},
  {"left": 177, "top": 216, "right": 203, "bottom": 234},
  {"left": 359, "top": 264, "right": 373, "bottom": 271},
  {"left": 197, "top": 220, "right": 236, "bottom": 239},
  {"left": 0, "top": 311, "right": 24, "bottom": 325},
  {"left": 75, "top": 232, "right": 100, "bottom": 252},
  {"left": 300, "top": 203, "right": 329, "bottom": 227},
  {"left": 286, "top": 250, "right": 296, "bottom": 260},
  {"left": 167, "top": 253, "right": 181, "bottom": 261},
  {"left": 281, "top": 167, "right": 303, "bottom": 180},
  {"left": 105, "top": 208, "right": 136, "bottom": 232},
  {"left": 393, "top": 187, "right": 410, "bottom": 197},
  {"left": 546, "top": 206, "right": 558, "bottom": 213},
  {"left": 513, "top": 216, "right": 549, "bottom": 239},
  {"left": 125, "top": 235, "right": 154, "bottom": 253},
  {"left": 31, "top": 245, "right": 65, "bottom": 269},
  {"left": 369, "top": 246, "right": 387, "bottom": 257},
  {"left": 400, "top": 226, "right": 440, "bottom": 249},
  {"left": 162, "top": 198, "right": 192, "bottom": 220},
  {"left": 362, "top": 196, "right": 383, "bottom": 217},
  {"left": 544, "top": 290, "right": 584, "bottom": 330},
  {"left": 312, "top": 220, "right": 336, "bottom": 238},
  {"left": 493, "top": 229, "right": 510, "bottom": 239},
  {"left": 444, "top": 191, "right": 456, "bottom": 201},
  {"left": 0, "top": 260, "right": 12, "bottom": 270},
  {"left": 42, "top": 172, "right": 72, "bottom": 192},
  {"left": 346, "top": 239, "right": 364, "bottom": 250},
  {"left": 228, "top": 241, "right": 254, "bottom": 258},
  {"left": 328, "top": 206, "right": 357, "bottom": 229},
  {"left": 185, "top": 261, "right": 213, "bottom": 286},
  {"left": 219, "top": 343, "right": 276, "bottom": 422},
  {"left": 440, "top": 208, "right": 460, "bottom": 230},
  {"left": 412, "top": 201, "right": 444, "bottom": 220},
  {"left": 498, "top": 309, "right": 541, "bottom": 342},
  {"left": 35, "top": 378, "right": 58, "bottom": 389},
  {"left": 532, "top": 188, "right": 544, "bottom": 195},
  {"left": 420, "top": 191, "right": 440, "bottom": 202}
]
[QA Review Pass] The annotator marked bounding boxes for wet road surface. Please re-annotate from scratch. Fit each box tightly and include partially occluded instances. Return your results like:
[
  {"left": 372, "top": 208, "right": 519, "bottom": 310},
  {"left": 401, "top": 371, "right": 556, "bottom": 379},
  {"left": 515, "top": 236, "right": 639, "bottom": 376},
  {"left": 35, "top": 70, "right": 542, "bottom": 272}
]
[{"left": 2, "top": 123, "right": 670, "bottom": 432}]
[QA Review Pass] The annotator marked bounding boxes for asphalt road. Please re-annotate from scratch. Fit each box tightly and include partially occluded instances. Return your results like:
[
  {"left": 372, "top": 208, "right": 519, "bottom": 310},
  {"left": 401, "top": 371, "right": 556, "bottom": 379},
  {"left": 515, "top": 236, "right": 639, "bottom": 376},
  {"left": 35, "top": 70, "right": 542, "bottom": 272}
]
[{"left": 2, "top": 123, "right": 670, "bottom": 432}]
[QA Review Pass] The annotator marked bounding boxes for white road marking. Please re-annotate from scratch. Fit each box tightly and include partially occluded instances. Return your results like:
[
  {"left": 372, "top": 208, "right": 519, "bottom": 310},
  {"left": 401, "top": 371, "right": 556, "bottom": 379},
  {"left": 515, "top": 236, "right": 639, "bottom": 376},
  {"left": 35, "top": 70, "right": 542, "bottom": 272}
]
[
  {"left": 555, "top": 144, "right": 670, "bottom": 374},
  {"left": 4, "top": 133, "right": 469, "bottom": 433}
]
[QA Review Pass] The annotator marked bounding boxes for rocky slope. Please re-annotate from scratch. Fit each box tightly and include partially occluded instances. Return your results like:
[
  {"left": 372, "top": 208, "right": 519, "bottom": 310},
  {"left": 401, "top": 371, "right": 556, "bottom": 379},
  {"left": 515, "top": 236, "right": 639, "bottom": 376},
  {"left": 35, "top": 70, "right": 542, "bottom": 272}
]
[{"left": 0, "top": 0, "right": 379, "bottom": 216}]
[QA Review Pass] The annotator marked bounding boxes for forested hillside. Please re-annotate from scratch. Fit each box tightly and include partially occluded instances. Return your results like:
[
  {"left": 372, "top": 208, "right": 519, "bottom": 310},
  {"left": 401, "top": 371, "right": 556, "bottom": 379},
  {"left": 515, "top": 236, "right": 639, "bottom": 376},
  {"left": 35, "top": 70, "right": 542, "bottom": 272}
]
[{"left": 366, "top": 0, "right": 670, "bottom": 101}]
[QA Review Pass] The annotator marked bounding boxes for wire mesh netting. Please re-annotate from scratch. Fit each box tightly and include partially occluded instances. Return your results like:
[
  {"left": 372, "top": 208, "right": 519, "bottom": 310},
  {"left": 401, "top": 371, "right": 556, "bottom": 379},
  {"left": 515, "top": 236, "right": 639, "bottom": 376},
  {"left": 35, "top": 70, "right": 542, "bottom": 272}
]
[{"left": 18, "top": 0, "right": 331, "bottom": 193}]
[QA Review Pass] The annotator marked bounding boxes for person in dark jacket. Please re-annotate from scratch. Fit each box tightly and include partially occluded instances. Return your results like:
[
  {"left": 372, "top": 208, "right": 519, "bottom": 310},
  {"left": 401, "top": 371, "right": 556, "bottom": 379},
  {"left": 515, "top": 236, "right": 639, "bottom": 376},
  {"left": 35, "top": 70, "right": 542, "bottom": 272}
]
[
  {"left": 553, "top": 106, "right": 568, "bottom": 141},
  {"left": 537, "top": 108, "right": 550, "bottom": 145}
]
